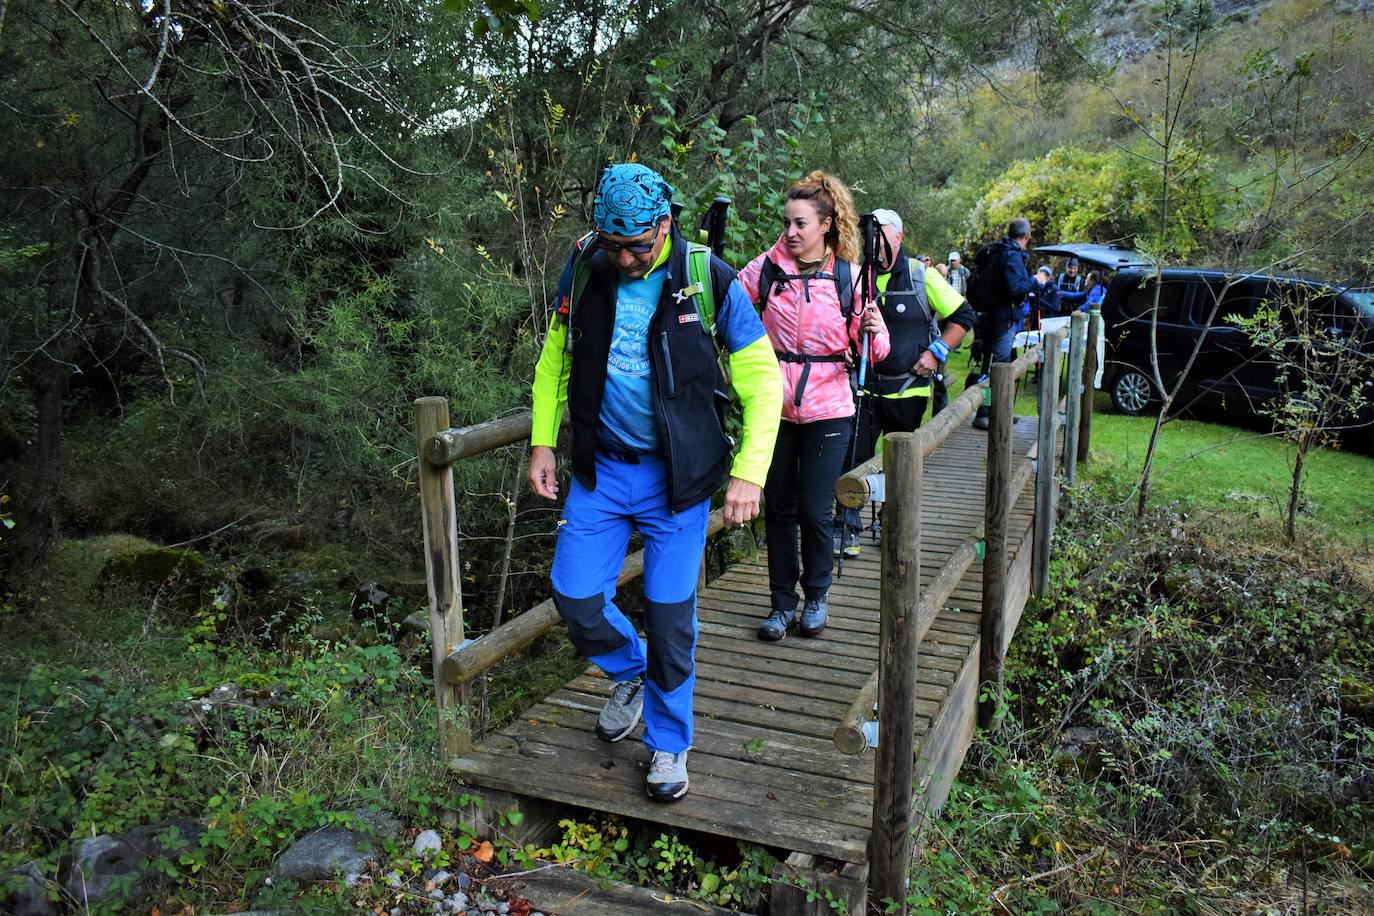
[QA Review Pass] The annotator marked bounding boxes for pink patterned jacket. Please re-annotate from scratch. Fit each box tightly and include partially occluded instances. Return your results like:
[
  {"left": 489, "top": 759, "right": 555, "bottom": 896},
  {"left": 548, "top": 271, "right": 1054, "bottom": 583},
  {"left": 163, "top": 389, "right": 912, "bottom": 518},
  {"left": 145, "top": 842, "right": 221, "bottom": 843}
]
[{"left": 738, "top": 236, "right": 890, "bottom": 424}]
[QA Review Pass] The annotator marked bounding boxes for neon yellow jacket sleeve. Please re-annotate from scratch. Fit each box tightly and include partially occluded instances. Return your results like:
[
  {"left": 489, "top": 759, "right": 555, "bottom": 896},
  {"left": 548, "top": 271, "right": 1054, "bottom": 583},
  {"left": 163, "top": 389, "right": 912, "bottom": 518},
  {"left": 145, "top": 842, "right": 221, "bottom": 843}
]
[
  {"left": 925, "top": 268, "right": 966, "bottom": 318},
  {"left": 530, "top": 321, "right": 569, "bottom": 448},
  {"left": 725, "top": 334, "right": 783, "bottom": 487}
]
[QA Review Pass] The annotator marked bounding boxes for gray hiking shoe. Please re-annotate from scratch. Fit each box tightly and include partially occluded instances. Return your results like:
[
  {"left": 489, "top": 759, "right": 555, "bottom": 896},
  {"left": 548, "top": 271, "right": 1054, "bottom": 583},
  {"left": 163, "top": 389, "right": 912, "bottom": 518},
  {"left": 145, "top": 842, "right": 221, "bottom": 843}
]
[
  {"left": 645, "top": 749, "right": 690, "bottom": 802},
  {"left": 799, "top": 594, "right": 828, "bottom": 637},
  {"left": 595, "top": 675, "right": 644, "bottom": 742},
  {"left": 757, "top": 606, "right": 796, "bottom": 641}
]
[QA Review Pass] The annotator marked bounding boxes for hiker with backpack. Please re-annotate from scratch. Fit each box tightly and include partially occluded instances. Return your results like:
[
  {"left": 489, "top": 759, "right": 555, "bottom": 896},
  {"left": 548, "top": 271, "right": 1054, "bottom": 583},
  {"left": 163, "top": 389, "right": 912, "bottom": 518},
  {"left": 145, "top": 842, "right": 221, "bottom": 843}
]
[
  {"left": 736, "top": 170, "right": 888, "bottom": 642},
  {"left": 527, "top": 163, "right": 784, "bottom": 803},
  {"left": 965, "top": 217, "right": 1037, "bottom": 430},
  {"left": 832, "top": 207, "right": 974, "bottom": 556}
]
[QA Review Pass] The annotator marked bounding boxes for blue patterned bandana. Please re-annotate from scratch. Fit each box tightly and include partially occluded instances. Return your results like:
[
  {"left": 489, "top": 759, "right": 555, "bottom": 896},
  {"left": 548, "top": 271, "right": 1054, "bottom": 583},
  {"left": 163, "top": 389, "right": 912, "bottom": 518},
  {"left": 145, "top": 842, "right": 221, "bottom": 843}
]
[{"left": 594, "top": 163, "right": 675, "bottom": 236}]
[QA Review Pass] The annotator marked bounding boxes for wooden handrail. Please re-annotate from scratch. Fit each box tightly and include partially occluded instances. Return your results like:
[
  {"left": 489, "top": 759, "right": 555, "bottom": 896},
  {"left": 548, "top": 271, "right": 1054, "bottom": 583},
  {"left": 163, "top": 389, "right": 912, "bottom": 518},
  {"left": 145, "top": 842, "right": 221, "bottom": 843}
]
[
  {"left": 832, "top": 449, "right": 1036, "bottom": 754},
  {"left": 441, "top": 508, "right": 728, "bottom": 687},
  {"left": 425, "top": 411, "right": 570, "bottom": 467},
  {"left": 836, "top": 342, "right": 1046, "bottom": 511}
]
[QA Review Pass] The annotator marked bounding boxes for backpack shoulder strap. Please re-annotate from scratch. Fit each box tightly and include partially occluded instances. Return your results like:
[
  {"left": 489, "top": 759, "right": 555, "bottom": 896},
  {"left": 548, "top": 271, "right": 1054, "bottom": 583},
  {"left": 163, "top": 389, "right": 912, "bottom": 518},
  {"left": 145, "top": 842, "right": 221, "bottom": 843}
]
[
  {"left": 556, "top": 231, "right": 598, "bottom": 351},
  {"left": 757, "top": 257, "right": 781, "bottom": 311},
  {"left": 686, "top": 243, "right": 718, "bottom": 340},
  {"left": 833, "top": 258, "right": 854, "bottom": 317}
]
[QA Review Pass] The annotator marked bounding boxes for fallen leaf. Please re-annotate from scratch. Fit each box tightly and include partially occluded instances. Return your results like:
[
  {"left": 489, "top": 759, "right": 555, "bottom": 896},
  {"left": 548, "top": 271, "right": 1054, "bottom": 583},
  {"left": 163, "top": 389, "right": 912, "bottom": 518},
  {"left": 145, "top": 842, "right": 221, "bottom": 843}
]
[{"left": 474, "top": 840, "right": 495, "bottom": 863}]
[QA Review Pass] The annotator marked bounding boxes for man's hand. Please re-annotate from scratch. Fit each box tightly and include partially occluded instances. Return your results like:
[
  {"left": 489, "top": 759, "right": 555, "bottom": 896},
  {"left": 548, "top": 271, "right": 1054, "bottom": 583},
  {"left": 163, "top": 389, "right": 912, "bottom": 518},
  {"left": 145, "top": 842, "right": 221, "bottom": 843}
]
[
  {"left": 859, "top": 303, "right": 885, "bottom": 337},
  {"left": 528, "top": 445, "right": 559, "bottom": 499},
  {"left": 912, "top": 350, "right": 940, "bottom": 377},
  {"left": 722, "top": 477, "right": 762, "bottom": 527}
]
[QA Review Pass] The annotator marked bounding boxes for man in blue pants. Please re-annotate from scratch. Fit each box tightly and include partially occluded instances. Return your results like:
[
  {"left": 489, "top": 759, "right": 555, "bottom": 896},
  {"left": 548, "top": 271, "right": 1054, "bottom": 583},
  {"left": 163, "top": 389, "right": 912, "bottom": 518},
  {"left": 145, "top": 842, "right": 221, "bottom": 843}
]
[{"left": 527, "top": 164, "right": 782, "bottom": 802}]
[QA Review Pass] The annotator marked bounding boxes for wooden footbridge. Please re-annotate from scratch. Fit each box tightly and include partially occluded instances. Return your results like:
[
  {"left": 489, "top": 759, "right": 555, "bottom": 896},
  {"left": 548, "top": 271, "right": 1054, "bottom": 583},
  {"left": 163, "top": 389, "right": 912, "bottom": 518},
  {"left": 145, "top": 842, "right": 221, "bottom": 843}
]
[{"left": 413, "top": 317, "right": 1098, "bottom": 915}]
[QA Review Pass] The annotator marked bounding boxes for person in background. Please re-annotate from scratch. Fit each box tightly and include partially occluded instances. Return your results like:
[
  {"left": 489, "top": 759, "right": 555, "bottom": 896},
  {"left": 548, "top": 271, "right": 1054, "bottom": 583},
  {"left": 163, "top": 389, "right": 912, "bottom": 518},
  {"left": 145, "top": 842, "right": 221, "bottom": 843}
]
[
  {"left": 946, "top": 251, "right": 969, "bottom": 296},
  {"left": 1028, "top": 265, "right": 1061, "bottom": 325},
  {"left": 970, "top": 218, "right": 1036, "bottom": 430},
  {"left": 737, "top": 170, "right": 888, "bottom": 641},
  {"left": 1061, "top": 269, "right": 1105, "bottom": 312},
  {"left": 528, "top": 163, "right": 783, "bottom": 803},
  {"left": 1057, "top": 257, "right": 1084, "bottom": 293}
]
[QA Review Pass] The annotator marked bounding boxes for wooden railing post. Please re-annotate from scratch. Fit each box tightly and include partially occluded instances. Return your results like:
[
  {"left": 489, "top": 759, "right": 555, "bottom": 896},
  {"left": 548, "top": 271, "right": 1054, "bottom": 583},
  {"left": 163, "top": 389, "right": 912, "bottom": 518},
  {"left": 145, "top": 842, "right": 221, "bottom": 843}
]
[
  {"left": 1078, "top": 308, "right": 1101, "bottom": 466},
  {"left": 414, "top": 396, "right": 471, "bottom": 760},
  {"left": 1032, "top": 333, "right": 1064, "bottom": 598},
  {"left": 1064, "top": 312, "right": 1088, "bottom": 488},
  {"left": 870, "top": 432, "right": 922, "bottom": 914},
  {"left": 978, "top": 363, "right": 1015, "bottom": 729}
]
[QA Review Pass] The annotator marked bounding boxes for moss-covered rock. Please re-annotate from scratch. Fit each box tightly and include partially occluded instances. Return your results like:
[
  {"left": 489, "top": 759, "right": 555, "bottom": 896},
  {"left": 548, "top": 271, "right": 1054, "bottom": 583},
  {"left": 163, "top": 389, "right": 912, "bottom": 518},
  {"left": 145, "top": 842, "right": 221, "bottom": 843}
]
[{"left": 102, "top": 545, "right": 206, "bottom": 588}]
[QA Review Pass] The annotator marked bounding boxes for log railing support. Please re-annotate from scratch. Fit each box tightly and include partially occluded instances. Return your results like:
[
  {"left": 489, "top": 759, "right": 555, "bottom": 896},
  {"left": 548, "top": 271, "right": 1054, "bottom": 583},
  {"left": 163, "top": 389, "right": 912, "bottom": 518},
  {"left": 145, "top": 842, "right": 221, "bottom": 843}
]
[
  {"left": 1078, "top": 308, "right": 1100, "bottom": 466},
  {"left": 978, "top": 363, "right": 1015, "bottom": 729},
  {"left": 870, "top": 432, "right": 922, "bottom": 913},
  {"left": 1032, "top": 331, "right": 1065, "bottom": 598},
  {"left": 414, "top": 396, "right": 471, "bottom": 759},
  {"left": 1064, "top": 312, "right": 1087, "bottom": 488}
]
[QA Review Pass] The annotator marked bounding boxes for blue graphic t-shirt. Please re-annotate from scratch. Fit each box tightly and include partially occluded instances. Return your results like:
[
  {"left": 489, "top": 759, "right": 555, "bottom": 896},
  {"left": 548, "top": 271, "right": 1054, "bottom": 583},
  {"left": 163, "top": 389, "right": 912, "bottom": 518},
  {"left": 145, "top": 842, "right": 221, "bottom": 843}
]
[{"left": 598, "top": 268, "right": 668, "bottom": 453}]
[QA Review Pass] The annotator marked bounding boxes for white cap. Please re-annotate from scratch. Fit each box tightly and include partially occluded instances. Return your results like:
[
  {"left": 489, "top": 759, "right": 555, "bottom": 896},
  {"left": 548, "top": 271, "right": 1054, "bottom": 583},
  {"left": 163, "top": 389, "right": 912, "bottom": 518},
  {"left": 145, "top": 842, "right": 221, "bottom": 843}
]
[
  {"left": 948, "top": 251, "right": 961, "bottom": 261},
  {"left": 871, "top": 208, "right": 903, "bottom": 232}
]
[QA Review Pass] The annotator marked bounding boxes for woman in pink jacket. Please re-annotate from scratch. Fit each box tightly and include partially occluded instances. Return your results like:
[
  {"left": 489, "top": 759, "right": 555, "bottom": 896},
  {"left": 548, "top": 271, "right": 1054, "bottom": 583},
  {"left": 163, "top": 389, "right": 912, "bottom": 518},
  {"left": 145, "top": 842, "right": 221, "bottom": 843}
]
[{"left": 738, "top": 171, "right": 889, "bottom": 641}]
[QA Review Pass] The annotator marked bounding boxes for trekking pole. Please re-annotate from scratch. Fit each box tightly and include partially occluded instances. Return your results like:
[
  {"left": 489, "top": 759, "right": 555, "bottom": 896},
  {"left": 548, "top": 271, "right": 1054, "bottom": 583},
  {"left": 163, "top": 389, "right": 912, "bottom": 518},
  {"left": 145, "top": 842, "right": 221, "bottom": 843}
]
[{"left": 836, "top": 215, "right": 887, "bottom": 578}]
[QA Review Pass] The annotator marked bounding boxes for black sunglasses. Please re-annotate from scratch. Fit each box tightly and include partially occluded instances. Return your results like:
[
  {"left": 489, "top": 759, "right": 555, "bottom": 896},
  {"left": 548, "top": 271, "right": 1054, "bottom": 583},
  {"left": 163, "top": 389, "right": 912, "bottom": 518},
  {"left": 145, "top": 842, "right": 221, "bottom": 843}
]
[{"left": 597, "top": 222, "right": 662, "bottom": 255}]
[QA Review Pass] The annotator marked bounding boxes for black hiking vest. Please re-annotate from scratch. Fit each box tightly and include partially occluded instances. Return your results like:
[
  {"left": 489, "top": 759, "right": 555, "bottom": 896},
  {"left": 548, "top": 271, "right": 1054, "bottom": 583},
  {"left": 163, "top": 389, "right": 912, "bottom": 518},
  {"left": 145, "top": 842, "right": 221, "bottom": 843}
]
[
  {"left": 867, "top": 254, "right": 939, "bottom": 396},
  {"left": 564, "top": 228, "right": 735, "bottom": 512}
]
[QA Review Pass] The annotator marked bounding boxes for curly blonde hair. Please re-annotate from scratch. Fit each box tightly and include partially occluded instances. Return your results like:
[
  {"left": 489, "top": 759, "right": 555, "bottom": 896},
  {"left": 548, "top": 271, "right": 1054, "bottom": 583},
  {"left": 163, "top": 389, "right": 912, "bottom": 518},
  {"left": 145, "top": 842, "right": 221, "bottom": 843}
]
[{"left": 786, "top": 170, "right": 860, "bottom": 264}]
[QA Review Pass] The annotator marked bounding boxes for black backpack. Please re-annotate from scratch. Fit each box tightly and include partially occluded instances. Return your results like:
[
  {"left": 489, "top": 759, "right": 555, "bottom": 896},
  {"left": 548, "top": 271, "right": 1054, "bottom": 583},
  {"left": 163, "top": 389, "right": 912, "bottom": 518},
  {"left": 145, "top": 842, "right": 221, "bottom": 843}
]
[{"left": 964, "top": 241, "right": 1002, "bottom": 313}]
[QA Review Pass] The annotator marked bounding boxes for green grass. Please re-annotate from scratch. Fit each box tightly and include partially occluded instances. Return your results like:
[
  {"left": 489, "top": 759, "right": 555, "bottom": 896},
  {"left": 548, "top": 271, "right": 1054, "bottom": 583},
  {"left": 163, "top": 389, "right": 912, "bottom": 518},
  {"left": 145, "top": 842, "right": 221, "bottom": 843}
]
[
  {"left": 943, "top": 355, "right": 1374, "bottom": 546},
  {"left": 1081, "top": 395, "right": 1374, "bottom": 546}
]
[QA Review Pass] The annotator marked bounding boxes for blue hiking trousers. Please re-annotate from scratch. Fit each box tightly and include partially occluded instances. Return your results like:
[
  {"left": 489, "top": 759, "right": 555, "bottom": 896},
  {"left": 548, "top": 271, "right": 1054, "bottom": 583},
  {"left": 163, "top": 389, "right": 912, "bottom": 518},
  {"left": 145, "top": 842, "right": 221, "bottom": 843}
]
[{"left": 550, "top": 452, "right": 710, "bottom": 754}]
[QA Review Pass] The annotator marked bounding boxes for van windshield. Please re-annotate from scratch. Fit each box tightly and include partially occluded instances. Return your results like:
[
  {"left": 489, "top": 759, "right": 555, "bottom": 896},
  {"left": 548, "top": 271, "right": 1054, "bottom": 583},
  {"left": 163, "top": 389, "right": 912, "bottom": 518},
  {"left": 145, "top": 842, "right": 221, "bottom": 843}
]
[{"left": 1349, "top": 290, "right": 1374, "bottom": 319}]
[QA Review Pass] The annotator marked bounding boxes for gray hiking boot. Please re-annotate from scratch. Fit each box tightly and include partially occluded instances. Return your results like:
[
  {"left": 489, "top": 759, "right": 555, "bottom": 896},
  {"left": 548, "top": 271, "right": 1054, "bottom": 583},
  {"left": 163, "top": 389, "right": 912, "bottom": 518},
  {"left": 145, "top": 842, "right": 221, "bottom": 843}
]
[
  {"left": 645, "top": 749, "right": 690, "bottom": 802},
  {"left": 972, "top": 406, "right": 990, "bottom": 430},
  {"left": 595, "top": 675, "right": 644, "bottom": 742},
  {"left": 799, "top": 594, "right": 829, "bottom": 637},
  {"left": 757, "top": 606, "right": 796, "bottom": 641}
]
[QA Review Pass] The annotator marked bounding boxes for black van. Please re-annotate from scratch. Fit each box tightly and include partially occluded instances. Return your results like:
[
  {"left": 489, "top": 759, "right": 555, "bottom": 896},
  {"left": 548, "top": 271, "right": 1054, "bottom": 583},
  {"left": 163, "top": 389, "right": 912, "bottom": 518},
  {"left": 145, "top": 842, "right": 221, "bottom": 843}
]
[{"left": 1034, "top": 245, "right": 1374, "bottom": 445}]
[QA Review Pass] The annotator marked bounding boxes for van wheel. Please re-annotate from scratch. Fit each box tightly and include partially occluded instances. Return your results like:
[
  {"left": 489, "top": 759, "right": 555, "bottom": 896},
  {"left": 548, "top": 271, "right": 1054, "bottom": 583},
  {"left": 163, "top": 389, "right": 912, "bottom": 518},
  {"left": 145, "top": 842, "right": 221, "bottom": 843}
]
[{"left": 1111, "top": 368, "right": 1155, "bottom": 416}]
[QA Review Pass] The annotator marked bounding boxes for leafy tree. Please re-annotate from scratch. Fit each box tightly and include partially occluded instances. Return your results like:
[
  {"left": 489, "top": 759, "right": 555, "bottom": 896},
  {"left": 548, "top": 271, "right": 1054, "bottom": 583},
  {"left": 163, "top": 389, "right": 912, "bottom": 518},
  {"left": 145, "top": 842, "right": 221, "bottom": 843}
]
[
  {"left": 970, "top": 143, "right": 1221, "bottom": 256},
  {"left": 0, "top": 0, "right": 466, "bottom": 583}
]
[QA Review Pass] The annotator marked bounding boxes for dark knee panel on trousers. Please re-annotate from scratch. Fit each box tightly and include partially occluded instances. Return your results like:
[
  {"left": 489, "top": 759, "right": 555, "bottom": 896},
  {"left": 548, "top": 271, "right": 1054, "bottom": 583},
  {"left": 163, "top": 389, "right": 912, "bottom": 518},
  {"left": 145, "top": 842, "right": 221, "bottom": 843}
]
[
  {"left": 553, "top": 589, "right": 627, "bottom": 657},
  {"left": 643, "top": 597, "right": 695, "bottom": 693}
]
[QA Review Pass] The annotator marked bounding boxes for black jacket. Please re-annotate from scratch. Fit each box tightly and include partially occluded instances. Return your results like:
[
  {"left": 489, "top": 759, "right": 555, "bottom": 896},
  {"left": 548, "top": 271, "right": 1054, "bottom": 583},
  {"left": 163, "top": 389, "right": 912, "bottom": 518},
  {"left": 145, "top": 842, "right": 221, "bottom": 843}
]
[
  {"left": 564, "top": 228, "right": 735, "bottom": 512},
  {"left": 993, "top": 238, "right": 1035, "bottom": 320},
  {"left": 1029, "top": 280, "right": 1060, "bottom": 321}
]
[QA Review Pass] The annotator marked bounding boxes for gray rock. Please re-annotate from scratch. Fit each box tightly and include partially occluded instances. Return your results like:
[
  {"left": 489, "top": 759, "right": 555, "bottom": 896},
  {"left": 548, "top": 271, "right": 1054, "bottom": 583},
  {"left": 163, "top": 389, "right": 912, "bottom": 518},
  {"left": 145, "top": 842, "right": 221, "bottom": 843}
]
[
  {"left": 430, "top": 869, "right": 453, "bottom": 886},
  {"left": 457, "top": 871, "right": 472, "bottom": 890},
  {"left": 273, "top": 828, "right": 380, "bottom": 884},
  {"left": 63, "top": 819, "right": 204, "bottom": 906},
  {"left": 401, "top": 610, "right": 429, "bottom": 636},
  {"left": 2, "top": 863, "right": 58, "bottom": 916},
  {"left": 430, "top": 887, "right": 447, "bottom": 900},
  {"left": 272, "top": 809, "right": 399, "bottom": 885},
  {"left": 413, "top": 829, "right": 443, "bottom": 857},
  {"left": 347, "top": 808, "right": 405, "bottom": 841},
  {"left": 384, "top": 870, "right": 403, "bottom": 888}
]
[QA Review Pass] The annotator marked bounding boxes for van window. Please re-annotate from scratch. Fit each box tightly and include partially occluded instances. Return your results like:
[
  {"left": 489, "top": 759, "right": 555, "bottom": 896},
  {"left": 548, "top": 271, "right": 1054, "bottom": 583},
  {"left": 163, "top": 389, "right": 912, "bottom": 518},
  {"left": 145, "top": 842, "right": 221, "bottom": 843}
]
[
  {"left": 1123, "top": 280, "right": 1186, "bottom": 322},
  {"left": 1193, "top": 279, "right": 1266, "bottom": 327}
]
